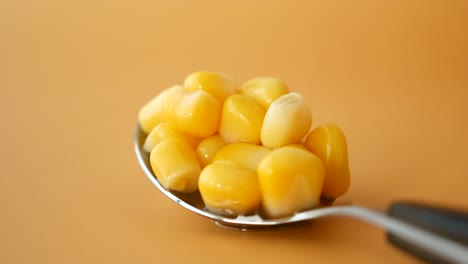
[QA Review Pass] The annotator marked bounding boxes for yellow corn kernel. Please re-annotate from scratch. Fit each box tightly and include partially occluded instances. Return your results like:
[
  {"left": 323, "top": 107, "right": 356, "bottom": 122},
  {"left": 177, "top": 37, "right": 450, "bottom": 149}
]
[
  {"left": 303, "top": 124, "right": 350, "bottom": 199},
  {"left": 261, "top": 92, "right": 312, "bottom": 149},
  {"left": 257, "top": 146, "right": 325, "bottom": 218},
  {"left": 219, "top": 94, "right": 266, "bottom": 144},
  {"left": 199, "top": 162, "right": 261, "bottom": 216},
  {"left": 150, "top": 138, "right": 201, "bottom": 193},
  {"left": 138, "top": 85, "right": 180, "bottom": 134},
  {"left": 239, "top": 77, "right": 289, "bottom": 109},
  {"left": 165, "top": 88, "right": 221, "bottom": 138},
  {"left": 143, "top": 123, "right": 202, "bottom": 153},
  {"left": 184, "top": 71, "right": 237, "bottom": 103},
  {"left": 196, "top": 134, "right": 226, "bottom": 167},
  {"left": 213, "top": 142, "right": 271, "bottom": 173}
]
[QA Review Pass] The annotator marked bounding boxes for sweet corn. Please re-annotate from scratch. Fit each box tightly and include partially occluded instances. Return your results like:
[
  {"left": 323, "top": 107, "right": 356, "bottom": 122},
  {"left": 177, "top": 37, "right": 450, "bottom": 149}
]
[
  {"left": 303, "top": 124, "right": 350, "bottom": 199},
  {"left": 213, "top": 142, "right": 271, "bottom": 173},
  {"left": 219, "top": 94, "right": 266, "bottom": 144},
  {"left": 239, "top": 77, "right": 289, "bottom": 109},
  {"left": 138, "top": 85, "right": 180, "bottom": 134},
  {"left": 196, "top": 134, "right": 226, "bottom": 167},
  {"left": 140, "top": 72, "right": 352, "bottom": 220},
  {"left": 164, "top": 88, "right": 221, "bottom": 138},
  {"left": 261, "top": 92, "right": 312, "bottom": 149},
  {"left": 143, "top": 123, "right": 202, "bottom": 153},
  {"left": 199, "top": 162, "right": 261, "bottom": 216},
  {"left": 257, "top": 146, "right": 325, "bottom": 218},
  {"left": 150, "top": 138, "right": 201, "bottom": 193},
  {"left": 184, "top": 71, "right": 237, "bottom": 103}
]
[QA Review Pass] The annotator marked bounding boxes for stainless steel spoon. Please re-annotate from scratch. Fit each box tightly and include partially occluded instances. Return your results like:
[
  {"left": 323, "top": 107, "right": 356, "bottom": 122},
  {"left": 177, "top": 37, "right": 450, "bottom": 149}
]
[{"left": 134, "top": 126, "right": 468, "bottom": 263}]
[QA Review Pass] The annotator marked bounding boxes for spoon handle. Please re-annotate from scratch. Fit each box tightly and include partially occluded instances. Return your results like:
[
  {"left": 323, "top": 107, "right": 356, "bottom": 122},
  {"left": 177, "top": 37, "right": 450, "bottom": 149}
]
[
  {"left": 387, "top": 202, "right": 468, "bottom": 264},
  {"left": 329, "top": 205, "right": 468, "bottom": 263}
]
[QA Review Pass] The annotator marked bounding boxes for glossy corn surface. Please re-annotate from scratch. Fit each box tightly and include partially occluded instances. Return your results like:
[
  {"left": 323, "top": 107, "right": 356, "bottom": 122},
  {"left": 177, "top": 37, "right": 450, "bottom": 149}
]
[
  {"left": 165, "top": 88, "right": 221, "bottom": 138},
  {"left": 260, "top": 92, "right": 312, "bottom": 149},
  {"left": 184, "top": 71, "right": 236, "bottom": 103},
  {"left": 196, "top": 134, "right": 226, "bottom": 167},
  {"left": 219, "top": 94, "right": 266, "bottom": 144},
  {"left": 239, "top": 77, "right": 289, "bottom": 109},
  {"left": 150, "top": 138, "right": 201, "bottom": 193},
  {"left": 143, "top": 122, "right": 202, "bottom": 152},
  {"left": 213, "top": 142, "right": 271, "bottom": 173},
  {"left": 139, "top": 72, "right": 351, "bottom": 217},
  {"left": 138, "top": 85, "right": 180, "bottom": 134},
  {"left": 257, "top": 146, "right": 325, "bottom": 218},
  {"left": 303, "top": 124, "right": 350, "bottom": 199},
  {"left": 199, "top": 162, "right": 261, "bottom": 216}
]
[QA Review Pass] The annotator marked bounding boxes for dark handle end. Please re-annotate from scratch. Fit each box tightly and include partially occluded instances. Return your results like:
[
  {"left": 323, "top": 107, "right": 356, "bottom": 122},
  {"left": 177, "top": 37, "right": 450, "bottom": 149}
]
[{"left": 387, "top": 202, "right": 468, "bottom": 264}]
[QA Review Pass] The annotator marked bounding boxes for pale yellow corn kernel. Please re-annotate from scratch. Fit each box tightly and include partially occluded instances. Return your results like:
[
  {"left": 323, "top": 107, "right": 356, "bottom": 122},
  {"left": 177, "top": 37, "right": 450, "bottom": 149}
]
[
  {"left": 196, "top": 134, "right": 226, "bottom": 167},
  {"left": 184, "top": 71, "right": 237, "bottom": 103},
  {"left": 219, "top": 94, "right": 266, "bottom": 144},
  {"left": 239, "top": 77, "right": 289, "bottom": 109},
  {"left": 150, "top": 138, "right": 201, "bottom": 193},
  {"left": 303, "top": 124, "right": 350, "bottom": 199},
  {"left": 199, "top": 162, "right": 261, "bottom": 217},
  {"left": 164, "top": 88, "right": 221, "bottom": 138},
  {"left": 261, "top": 92, "right": 312, "bottom": 149},
  {"left": 213, "top": 142, "right": 271, "bottom": 173},
  {"left": 138, "top": 85, "right": 180, "bottom": 134},
  {"left": 257, "top": 146, "right": 325, "bottom": 219},
  {"left": 143, "top": 123, "right": 202, "bottom": 153}
]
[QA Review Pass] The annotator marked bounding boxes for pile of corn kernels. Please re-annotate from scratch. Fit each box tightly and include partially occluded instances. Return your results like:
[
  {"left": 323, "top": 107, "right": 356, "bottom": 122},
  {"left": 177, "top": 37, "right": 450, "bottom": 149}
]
[{"left": 138, "top": 71, "right": 350, "bottom": 219}]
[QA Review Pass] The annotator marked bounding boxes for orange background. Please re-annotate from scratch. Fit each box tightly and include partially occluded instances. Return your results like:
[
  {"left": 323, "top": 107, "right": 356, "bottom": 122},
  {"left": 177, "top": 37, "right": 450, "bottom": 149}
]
[{"left": 2, "top": 0, "right": 468, "bottom": 263}]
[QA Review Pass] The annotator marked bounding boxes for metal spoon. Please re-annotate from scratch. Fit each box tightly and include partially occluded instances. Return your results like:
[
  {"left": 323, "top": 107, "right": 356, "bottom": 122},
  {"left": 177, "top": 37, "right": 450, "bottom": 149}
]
[{"left": 134, "top": 126, "right": 468, "bottom": 263}]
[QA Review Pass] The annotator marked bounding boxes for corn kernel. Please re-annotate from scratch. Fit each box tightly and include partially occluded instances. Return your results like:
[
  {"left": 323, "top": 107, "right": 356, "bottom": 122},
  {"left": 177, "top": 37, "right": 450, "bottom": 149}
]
[
  {"left": 196, "top": 134, "right": 226, "bottom": 167},
  {"left": 303, "top": 124, "right": 350, "bottom": 199},
  {"left": 184, "top": 71, "right": 237, "bottom": 103},
  {"left": 165, "top": 88, "right": 221, "bottom": 138},
  {"left": 143, "top": 123, "right": 202, "bottom": 153},
  {"left": 257, "top": 146, "right": 325, "bottom": 218},
  {"left": 261, "top": 92, "right": 312, "bottom": 149},
  {"left": 150, "top": 138, "right": 201, "bottom": 193},
  {"left": 213, "top": 142, "right": 271, "bottom": 173},
  {"left": 219, "top": 94, "right": 266, "bottom": 144},
  {"left": 199, "top": 163, "right": 261, "bottom": 216},
  {"left": 138, "top": 85, "right": 180, "bottom": 134},
  {"left": 239, "top": 77, "right": 289, "bottom": 109}
]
